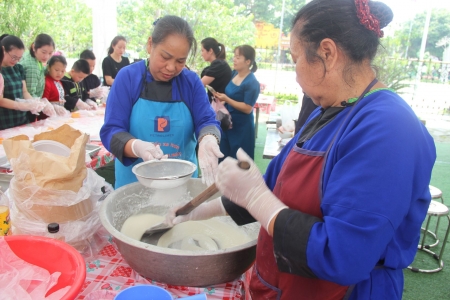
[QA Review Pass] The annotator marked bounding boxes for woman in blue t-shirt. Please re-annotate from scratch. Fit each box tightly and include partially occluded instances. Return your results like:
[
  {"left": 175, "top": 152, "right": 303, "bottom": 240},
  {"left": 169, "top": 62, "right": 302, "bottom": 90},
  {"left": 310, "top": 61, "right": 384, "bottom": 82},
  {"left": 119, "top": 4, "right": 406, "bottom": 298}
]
[{"left": 214, "top": 45, "right": 260, "bottom": 159}]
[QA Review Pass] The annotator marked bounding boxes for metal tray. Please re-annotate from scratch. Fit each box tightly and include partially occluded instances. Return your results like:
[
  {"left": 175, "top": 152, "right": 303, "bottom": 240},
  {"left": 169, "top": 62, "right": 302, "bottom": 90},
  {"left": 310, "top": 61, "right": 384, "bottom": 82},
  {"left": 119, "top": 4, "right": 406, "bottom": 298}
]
[{"left": 86, "top": 144, "right": 101, "bottom": 158}]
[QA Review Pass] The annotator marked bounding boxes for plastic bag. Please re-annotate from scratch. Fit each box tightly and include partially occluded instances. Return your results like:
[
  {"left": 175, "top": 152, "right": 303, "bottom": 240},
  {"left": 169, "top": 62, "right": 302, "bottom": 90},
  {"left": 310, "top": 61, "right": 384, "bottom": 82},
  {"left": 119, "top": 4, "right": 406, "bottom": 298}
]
[
  {"left": 211, "top": 98, "right": 232, "bottom": 131},
  {"left": 52, "top": 103, "right": 70, "bottom": 117},
  {"left": 0, "top": 238, "right": 71, "bottom": 300},
  {"left": 15, "top": 98, "right": 46, "bottom": 115},
  {"left": 89, "top": 86, "right": 110, "bottom": 102},
  {"left": 7, "top": 169, "right": 110, "bottom": 258},
  {"left": 40, "top": 98, "right": 57, "bottom": 118},
  {"left": 280, "top": 100, "right": 297, "bottom": 132}
]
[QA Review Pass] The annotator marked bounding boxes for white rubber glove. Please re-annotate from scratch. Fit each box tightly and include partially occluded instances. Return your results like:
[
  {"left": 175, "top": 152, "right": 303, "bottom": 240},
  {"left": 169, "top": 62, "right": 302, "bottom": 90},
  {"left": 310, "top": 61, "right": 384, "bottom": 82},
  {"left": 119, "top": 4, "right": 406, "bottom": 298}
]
[
  {"left": 131, "top": 139, "right": 166, "bottom": 161},
  {"left": 164, "top": 197, "right": 227, "bottom": 226},
  {"left": 52, "top": 103, "right": 69, "bottom": 116},
  {"left": 75, "top": 99, "right": 91, "bottom": 110},
  {"left": 198, "top": 135, "right": 224, "bottom": 186},
  {"left": 216, "top": 148, "right": 288, "bottom": 232},
  {"left": 40, "top": 98, "right": 56, "bottom": 117},
  {"left": 85, "top": 99, "right": 98, "bottom": 110},
  {"left": 14, "top": 100, "right": 45, "bottom": 115}
]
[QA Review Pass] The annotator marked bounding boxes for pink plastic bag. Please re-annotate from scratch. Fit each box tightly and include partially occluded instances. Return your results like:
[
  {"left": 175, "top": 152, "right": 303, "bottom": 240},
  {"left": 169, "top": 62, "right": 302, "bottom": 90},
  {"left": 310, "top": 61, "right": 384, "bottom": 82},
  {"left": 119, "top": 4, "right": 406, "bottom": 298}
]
[
  {"left": 0, "top": 238, "right": 71, "bottom": 299},
  {"left": 211, "top": 98, "right": 232, "bottom": 131}
]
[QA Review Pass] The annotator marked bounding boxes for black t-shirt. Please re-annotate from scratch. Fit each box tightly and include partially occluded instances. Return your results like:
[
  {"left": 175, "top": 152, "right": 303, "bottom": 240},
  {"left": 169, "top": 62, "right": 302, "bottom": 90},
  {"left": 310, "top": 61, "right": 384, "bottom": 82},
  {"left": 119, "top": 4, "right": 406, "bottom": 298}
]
[
  {"left": 295, "top": 95, "right": 319, "bottom": 134},
  {"left": 102, "top": 55, "right": 130, "bottom": 86},
  {"left": 201, "top": 59, "right": 232, "bottom": 103}
]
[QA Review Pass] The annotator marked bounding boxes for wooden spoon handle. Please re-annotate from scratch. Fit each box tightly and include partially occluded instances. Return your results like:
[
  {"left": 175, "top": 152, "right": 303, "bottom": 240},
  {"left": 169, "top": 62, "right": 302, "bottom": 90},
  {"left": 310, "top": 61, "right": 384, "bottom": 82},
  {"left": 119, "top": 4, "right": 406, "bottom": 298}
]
[
  {"left": 175, "top": 184, "right": 219, "bottom": 216},
  {"left": 175, "top": 160, "right": 251, "bottom": 216}
]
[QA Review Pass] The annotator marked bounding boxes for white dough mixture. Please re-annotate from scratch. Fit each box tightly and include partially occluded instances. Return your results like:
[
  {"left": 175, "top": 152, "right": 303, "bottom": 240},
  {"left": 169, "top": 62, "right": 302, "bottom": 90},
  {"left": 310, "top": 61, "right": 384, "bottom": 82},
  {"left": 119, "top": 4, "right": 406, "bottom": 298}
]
[{"left": 120, "top": 213, "right": 251, "bottom": 251}]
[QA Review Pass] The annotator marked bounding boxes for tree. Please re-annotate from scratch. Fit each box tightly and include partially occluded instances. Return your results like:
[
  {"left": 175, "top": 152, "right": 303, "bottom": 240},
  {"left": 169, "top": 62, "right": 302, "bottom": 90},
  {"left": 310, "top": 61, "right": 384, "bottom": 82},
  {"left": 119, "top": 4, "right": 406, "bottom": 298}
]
[
  {"left": 397, "top": 9, "right": 450, "bottom": 60},
  {"left": 372, "top": 37, "right": 410, "bottom": 93},
  {"left": 0, "top": 0, "right": 92, "bottom": 58},
  {"left": 117, "top": 0, "right": 256, "bottom": 72},
  {"left": 234, "top": 0, "right": 305, "bottom": 33}
]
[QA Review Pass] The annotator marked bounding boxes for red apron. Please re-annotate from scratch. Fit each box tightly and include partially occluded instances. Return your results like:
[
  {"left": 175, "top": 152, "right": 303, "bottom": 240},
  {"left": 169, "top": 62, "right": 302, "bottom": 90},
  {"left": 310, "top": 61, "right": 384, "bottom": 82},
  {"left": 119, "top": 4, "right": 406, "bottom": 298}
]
[
  {"left": 249, "top": 146, "right": 348, "bottom": 300},
  {"left": 249, "top": 80, "right": 378, "bottom": 299}
]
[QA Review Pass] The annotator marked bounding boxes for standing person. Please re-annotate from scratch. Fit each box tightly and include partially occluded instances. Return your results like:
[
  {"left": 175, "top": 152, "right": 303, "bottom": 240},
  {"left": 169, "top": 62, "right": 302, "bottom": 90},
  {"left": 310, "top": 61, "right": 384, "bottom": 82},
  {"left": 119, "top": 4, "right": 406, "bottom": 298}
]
[
  {"left": 213, "top": 45, "right": 260, "bottom": 160},
  {"left": 100, "top": 15, "right": 223, "bottom": 189},
  {"left": 102, "top": 36, "right": 130, "bottom": 87},
  {"left": 200, "top": 37, "right": 232, "bottom": 103},
  {"left": 42, "top": 55, "right": 70, "bottom": 116},
  {"left": 167, "top": 1, "right": 436, "bottom": 299},
  {"left": 19, "top": 33, "right": 55, "bottom": 98},
  {"left": 79, "top": 49, "right": 101, "bottom": 102},
  {"left": 0, "top": 35, "right": 45, "bottom": 130}
]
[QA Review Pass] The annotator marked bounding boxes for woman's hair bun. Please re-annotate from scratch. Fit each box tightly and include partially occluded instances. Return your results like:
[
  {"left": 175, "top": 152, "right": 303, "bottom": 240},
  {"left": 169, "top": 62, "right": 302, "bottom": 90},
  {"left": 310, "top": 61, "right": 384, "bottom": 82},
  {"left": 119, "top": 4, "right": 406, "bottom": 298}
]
[{"left": 369, "top": 1, "right": 394, "bottom": 29}]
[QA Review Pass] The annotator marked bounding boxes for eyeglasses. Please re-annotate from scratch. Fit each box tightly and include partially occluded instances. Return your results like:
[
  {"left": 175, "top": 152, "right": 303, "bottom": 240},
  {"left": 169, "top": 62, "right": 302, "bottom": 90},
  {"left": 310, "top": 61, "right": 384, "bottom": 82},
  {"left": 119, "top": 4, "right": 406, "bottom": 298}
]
[{"left": 6, "top": 52, "right": 22, "bottom": 62}]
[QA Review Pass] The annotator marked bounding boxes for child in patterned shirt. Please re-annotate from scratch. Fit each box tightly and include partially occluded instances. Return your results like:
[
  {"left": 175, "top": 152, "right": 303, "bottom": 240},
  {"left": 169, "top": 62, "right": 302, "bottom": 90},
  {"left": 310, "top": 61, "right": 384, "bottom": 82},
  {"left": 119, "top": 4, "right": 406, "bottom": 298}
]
[{"left": 42, "top": 55, "right": 69, "bottom": 116}]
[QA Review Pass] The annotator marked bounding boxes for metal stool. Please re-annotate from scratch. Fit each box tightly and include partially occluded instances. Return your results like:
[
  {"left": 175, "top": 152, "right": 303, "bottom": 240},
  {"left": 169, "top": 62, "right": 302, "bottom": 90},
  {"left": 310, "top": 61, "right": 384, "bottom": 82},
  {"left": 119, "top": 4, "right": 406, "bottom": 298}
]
[
  {"left": 429, "top": 185, "right": 444, "bottom": 203},
  {"left": 423, "top": 186, "right": 445, "bottom": 248},
  {"left": 408, "top": 200, "right": 450, "bottom": 273}
]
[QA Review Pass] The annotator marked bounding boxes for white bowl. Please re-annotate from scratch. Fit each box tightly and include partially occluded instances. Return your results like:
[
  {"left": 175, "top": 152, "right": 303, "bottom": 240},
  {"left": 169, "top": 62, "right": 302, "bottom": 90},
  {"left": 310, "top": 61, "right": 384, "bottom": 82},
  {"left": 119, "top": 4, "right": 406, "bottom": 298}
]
[
  {"left": 32, "top": 140, "right": 71, "bottom": 157},
  {"left": 132, "top": 159, "right": 197, "bottom": 189}
]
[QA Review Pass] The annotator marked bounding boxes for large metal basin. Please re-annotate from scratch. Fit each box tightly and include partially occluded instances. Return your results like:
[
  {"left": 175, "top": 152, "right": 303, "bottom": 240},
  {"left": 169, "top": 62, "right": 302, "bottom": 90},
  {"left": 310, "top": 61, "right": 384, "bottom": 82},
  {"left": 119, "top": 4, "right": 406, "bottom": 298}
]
[{"left": 99, "top": 179, "right": 259, "bottom": 287}]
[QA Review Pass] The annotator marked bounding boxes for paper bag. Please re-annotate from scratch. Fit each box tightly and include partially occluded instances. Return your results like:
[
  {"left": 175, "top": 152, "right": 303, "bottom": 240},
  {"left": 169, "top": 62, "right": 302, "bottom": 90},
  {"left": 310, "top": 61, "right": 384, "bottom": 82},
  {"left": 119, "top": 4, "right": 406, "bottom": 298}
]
[
  {"left": 3, "top": 124, "right": 91, "bottom": 223},
  {"left": 3, "top": 124, "right": 88, "bottom": 192}
]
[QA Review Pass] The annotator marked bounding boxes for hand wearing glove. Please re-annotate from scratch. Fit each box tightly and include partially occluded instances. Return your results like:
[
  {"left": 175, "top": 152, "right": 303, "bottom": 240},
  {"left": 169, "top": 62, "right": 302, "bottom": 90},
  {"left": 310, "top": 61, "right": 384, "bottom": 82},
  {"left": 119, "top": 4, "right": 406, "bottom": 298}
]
[
  {"left": 14, "top": 100, "right": 45, "bottom": 115},
  {"left": 52, "top": 103, "right": 69, "bottom": 116},
  {"left": 164, "top": 197, "right": 227, "bottom": 226},
  {"left": 40, "top": 99, "right": 56, "bottom": 117},
  {"left": 198, "top": 134, "right": 224, "bottom": 186},
  {"left": 85, "top": 99, "right": 98, "bottom": 110},
  {"left": 216, "top": 148, "right": 288, "bottom": 232},
  {"left": 131, "top": 139, "right": 167, "bottom": 161},
  {"left": 75, "top": 99, "right": 91, "bottom": 110}
]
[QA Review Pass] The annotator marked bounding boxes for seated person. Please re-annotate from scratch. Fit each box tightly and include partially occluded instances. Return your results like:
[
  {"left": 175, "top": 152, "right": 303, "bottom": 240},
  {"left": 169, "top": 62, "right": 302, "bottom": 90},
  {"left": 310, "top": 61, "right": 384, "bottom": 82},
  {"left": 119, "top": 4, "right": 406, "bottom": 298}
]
[
  {"left": 61, "top": 59, "right": 95, "bottom": 111},
  {"left": 42, "top": 55, "right": 69, "bottom": 116},
  {"left": 79, "top": 49, "right": 101, "bottom": 101}
]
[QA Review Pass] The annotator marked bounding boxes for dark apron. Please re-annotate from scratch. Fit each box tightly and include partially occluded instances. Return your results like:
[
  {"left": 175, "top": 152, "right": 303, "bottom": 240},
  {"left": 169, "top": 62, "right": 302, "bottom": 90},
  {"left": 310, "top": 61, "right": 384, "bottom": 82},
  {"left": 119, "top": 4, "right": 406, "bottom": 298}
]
[{"left": 250, "top": 80, "right": 378, "bottom": 300}]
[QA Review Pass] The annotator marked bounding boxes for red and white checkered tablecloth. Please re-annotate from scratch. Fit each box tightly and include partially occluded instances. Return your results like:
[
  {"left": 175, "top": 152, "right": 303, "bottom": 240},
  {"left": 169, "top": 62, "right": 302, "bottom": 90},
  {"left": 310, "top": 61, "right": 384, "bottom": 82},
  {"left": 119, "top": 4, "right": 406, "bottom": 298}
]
[
  {"left": 78, "top": 243, "right": 248, "bottom": 299},
  {"left": 84, "top": 141, "right": 114, "bottom": 170}
]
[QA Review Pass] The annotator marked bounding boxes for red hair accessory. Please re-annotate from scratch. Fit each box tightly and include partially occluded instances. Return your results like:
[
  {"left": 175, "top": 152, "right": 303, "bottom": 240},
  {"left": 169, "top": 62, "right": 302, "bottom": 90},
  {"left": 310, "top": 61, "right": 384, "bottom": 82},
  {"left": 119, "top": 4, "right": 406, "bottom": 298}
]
[{"left": 355, "top": 0, "right": 383, "bottom": 38}]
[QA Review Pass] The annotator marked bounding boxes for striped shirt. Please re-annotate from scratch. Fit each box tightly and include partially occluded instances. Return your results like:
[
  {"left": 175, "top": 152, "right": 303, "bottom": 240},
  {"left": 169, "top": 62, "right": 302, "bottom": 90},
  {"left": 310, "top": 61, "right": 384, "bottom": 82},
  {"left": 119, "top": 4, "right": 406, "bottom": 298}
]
[
  {"left": 19, "top": 51, "right": 45, "bottom": 98},
  {"left": 0, "top": 64, "right": 29, "bottom": 130}
]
